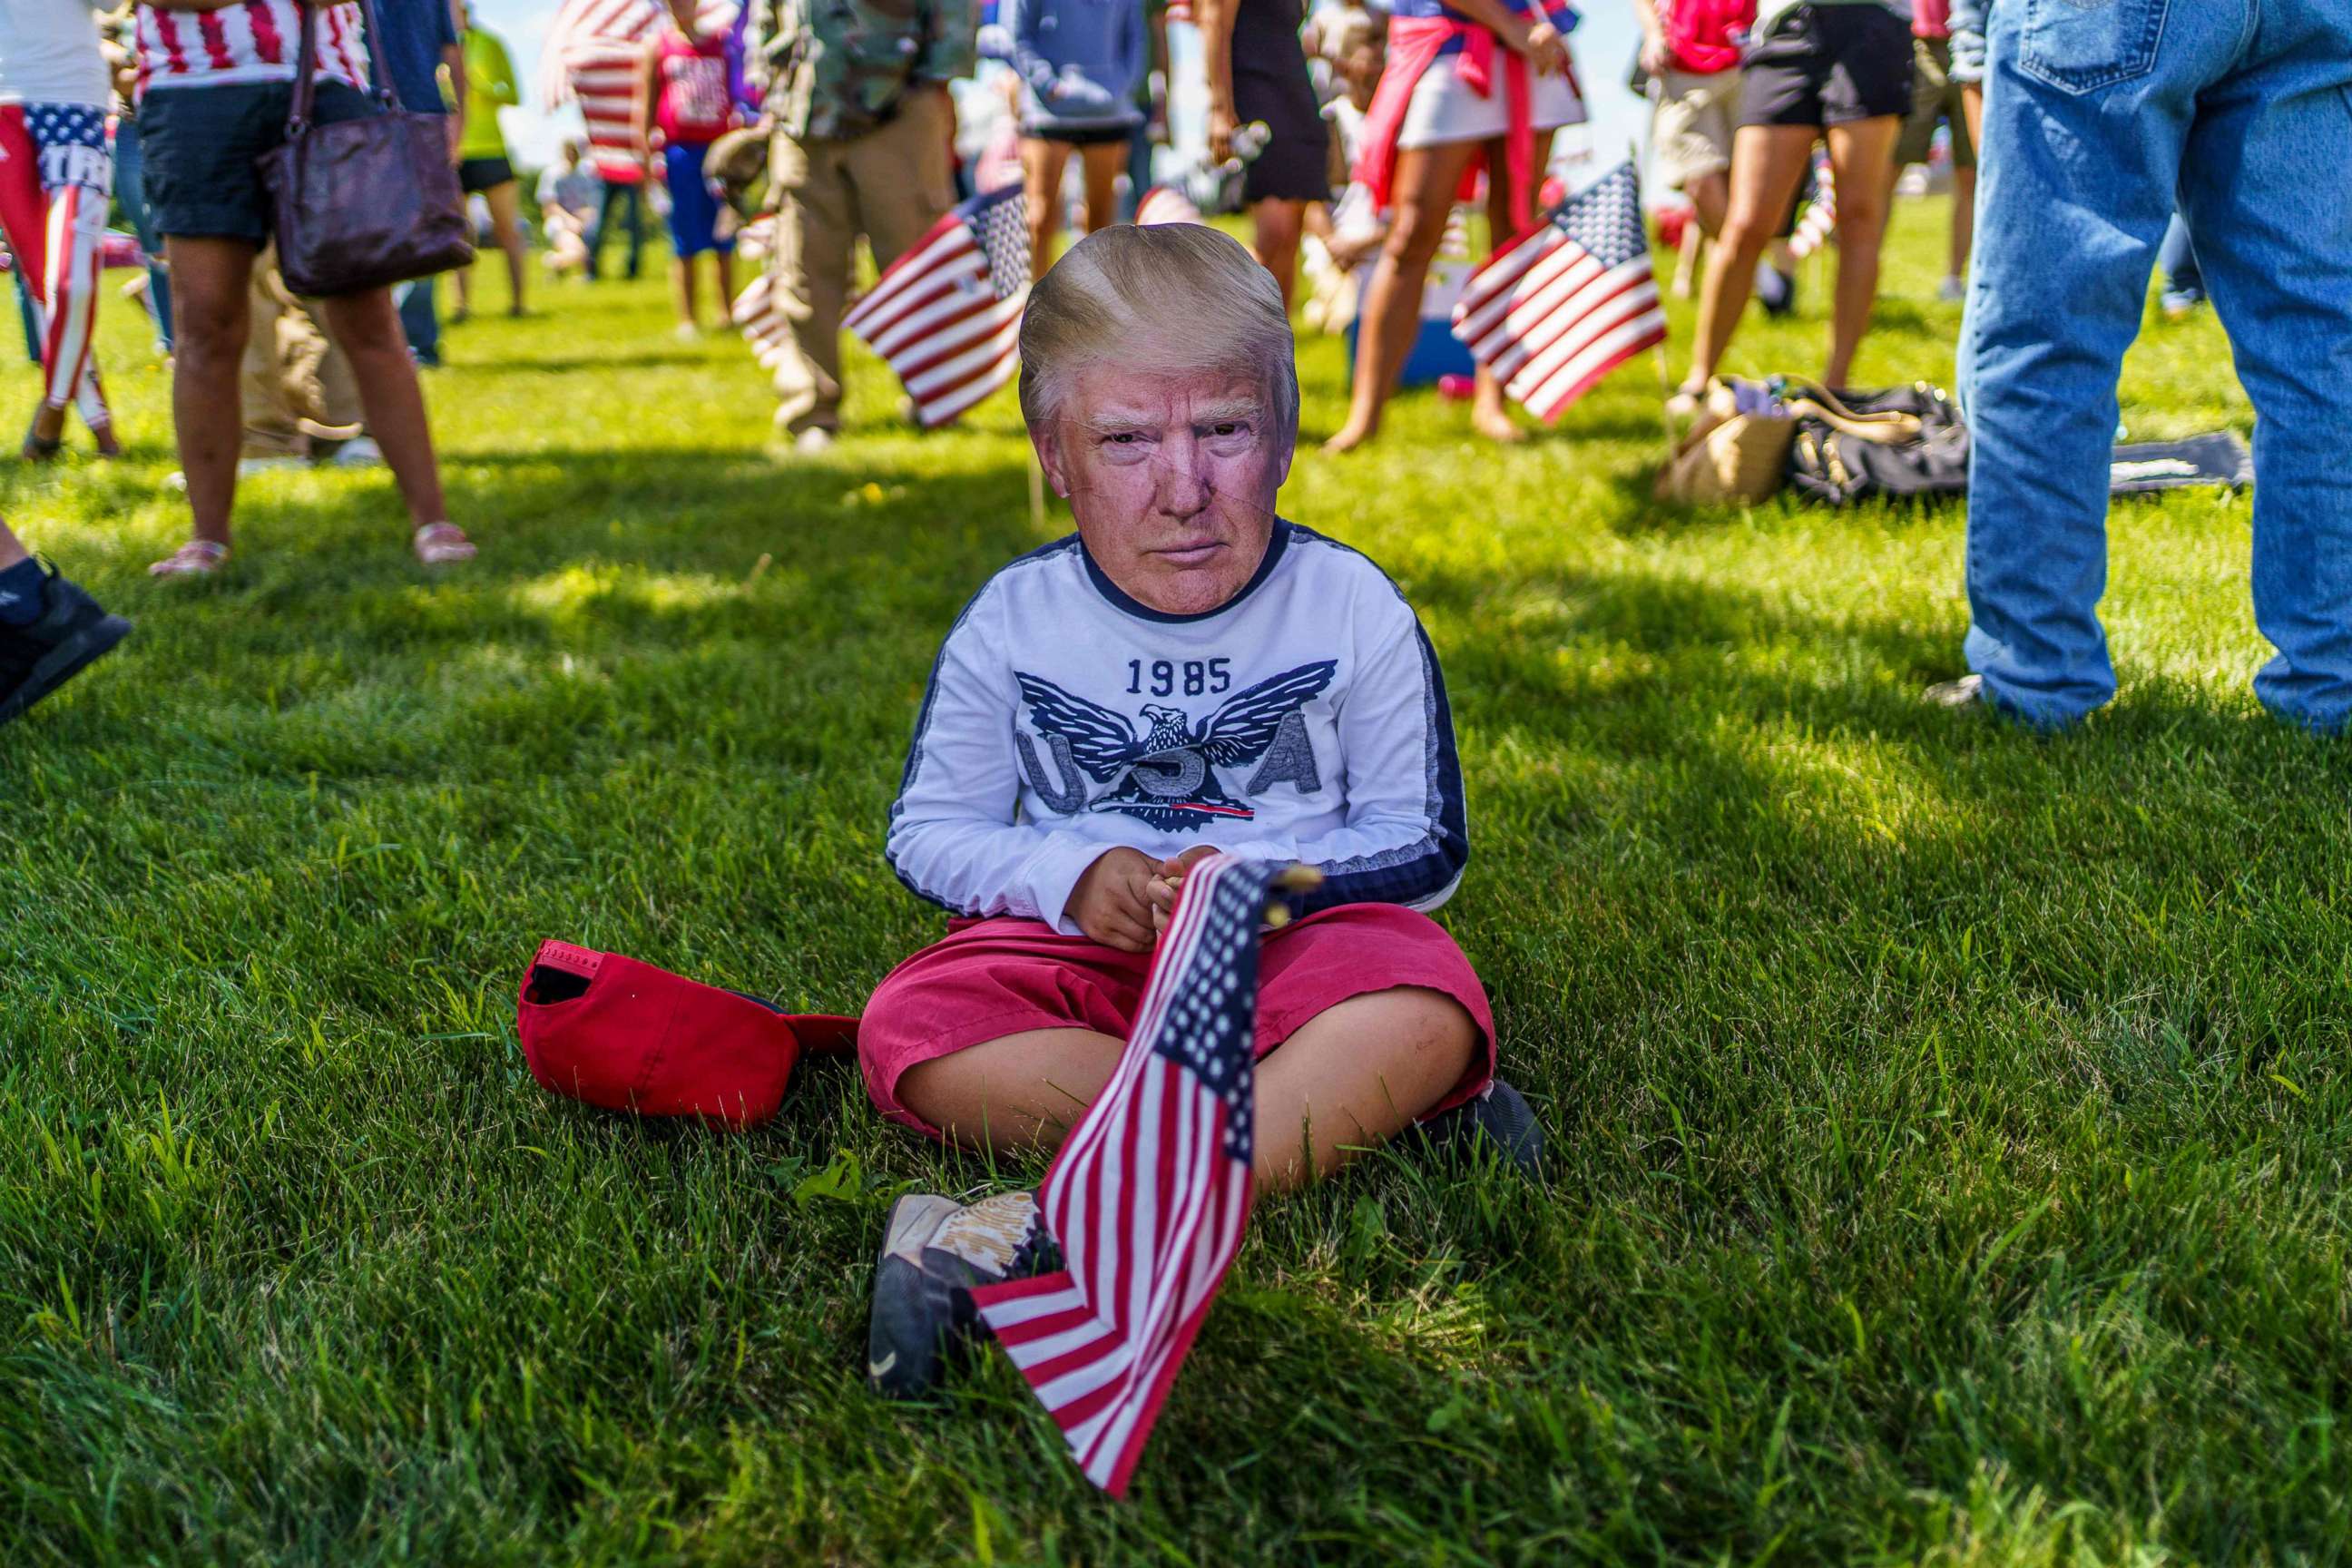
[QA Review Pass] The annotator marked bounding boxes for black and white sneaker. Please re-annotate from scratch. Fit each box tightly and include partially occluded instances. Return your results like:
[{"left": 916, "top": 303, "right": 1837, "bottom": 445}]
[
  {"left": 1419, "top": 1077, "right": 1547, "bottom": 1179},
  {"left": 867, "top": 1190, "right": 1057, "bottom": 1398},
  {"left": 0, "top": 561, "right": 130, "bottom": 728}
]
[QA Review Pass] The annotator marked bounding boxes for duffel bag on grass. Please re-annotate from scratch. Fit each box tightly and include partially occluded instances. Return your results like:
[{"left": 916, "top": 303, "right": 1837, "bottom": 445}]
[{"left": 1786, "top": 381, "right": 1970, "bottom": 506}]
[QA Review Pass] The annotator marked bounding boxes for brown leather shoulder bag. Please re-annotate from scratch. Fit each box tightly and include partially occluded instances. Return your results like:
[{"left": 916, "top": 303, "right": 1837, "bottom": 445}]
[{"left": 260, "top": 0, "right": 475, "bottom": 297}]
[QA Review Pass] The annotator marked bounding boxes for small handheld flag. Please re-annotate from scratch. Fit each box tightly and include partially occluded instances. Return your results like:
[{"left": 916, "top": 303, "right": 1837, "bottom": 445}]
[
  {"left": 1450, "top": 160, "right": 1667, "bottom": 424},
  {"left": 841, "top": 185, "right": 1031, "bottom": 429},
  {"left": 1789, "top": 153, "right": 1838, "bottom": 261},
  {"left": 971, "top": 857, "right": 1313, "bottom": 1496}
]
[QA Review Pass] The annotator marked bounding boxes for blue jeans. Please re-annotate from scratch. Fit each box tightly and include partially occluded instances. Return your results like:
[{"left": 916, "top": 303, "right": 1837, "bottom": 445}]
[
  {"left": 397, "top": 275, "right": 440, "bottom": 366},
  {"left": 2157, "top": 213, "right": 2201, "bottom": 301},
  {"left": 111, "top": 117, "right": 175, "bottom": 351},
  {"left": 587, "top": 179, "right": 643, "bottom": 281},
  {"left": 1959, "top": 0, "right": 2352, "bottom": 730}
]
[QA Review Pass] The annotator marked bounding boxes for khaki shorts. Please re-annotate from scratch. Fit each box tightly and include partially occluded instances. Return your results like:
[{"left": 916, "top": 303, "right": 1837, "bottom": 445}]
[
  {"left": 1651, "top": 68, "right": 1740, "bottom": 189},
  {"left": 1896, "top": 34, "right": 1975, "bottom": 169}
]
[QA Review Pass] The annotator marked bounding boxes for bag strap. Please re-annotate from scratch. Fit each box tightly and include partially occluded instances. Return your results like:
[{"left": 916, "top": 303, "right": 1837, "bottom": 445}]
[
  {"left": 288, "top": 1, "right": 318, "bottom": 133},
  {"left": 286, "top": 0, "right": 402, "bottom": 136}
]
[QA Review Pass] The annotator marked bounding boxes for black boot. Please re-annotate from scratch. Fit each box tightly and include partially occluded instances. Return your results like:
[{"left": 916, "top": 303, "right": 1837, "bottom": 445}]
[
  {"left": 867, "top": 1191, "right": 1058, "bottom": 1398},
  {"left": 0, "top": 561, "right": 131, "bottom": 727},
  {"left": 1418, "top": 1077, "right": 1547, "bottom": 1178}
]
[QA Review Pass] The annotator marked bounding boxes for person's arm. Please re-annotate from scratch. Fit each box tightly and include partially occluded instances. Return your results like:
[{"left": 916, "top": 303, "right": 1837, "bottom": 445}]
[
  {"left": 1192, "top": 0, "right": 1238, "bottom": 160},
  {"left": 1631, "top": 0, "right": 1672, "bottom": 75},
  {"left": 486, "top": 34, "right": 520, "bottom": 107},
  {"left": 886, "top": 592, "right": 1152, "bottom": 940},
  {"left": 1007, "top": 0, "right": 1063, "bottom": 102},
  {"left": 1441, "top": 0, "right": 1571, "bottom": 74},
  {"left": 633, "top": 36, "right": 661, "bottom": 166},
  {"left": 1144, "top": 4, "right": 1169, "bottom": 140},
  {"left": 1191, "top": 590, "right": 1469, "bottom": 916}
]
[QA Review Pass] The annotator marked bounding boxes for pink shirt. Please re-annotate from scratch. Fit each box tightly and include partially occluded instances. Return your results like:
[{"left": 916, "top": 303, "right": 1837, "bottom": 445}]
[
  {"left": 652, "top": 28, "right": 731, "bottom": 147},
  {"left": 1913, "top": 0, "right": 1951, "bottom": 38},
  {"left": 134, "top": 1, "right": 368, "bottom": 97}
]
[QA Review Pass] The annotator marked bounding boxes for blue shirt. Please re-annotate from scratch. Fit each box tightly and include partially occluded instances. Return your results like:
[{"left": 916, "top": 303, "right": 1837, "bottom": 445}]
[{"left": 372, "top": 0, "right": 459, "bottom": 115}]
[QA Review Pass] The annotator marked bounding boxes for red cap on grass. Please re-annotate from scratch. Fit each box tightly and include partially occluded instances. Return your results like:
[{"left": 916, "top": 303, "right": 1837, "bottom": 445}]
[{"left": 516, "top": 939, "right": 858, "bottom": 1130}]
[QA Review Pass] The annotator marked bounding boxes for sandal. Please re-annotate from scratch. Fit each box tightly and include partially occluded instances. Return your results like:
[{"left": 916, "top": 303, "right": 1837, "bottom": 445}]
[
  {"left": 413, "top": 523, "right": 476, "bottom": 566},
  {"left": 150, "top": 539, "right": 230, "bottom": 577}
]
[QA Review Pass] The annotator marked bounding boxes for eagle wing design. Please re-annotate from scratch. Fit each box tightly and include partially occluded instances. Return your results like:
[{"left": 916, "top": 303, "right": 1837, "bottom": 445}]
[
  {"left": 1014, "top": 671, "right": 1146, "bottom": 780},
  {"left": 1194, "top": 660, "right": 1338, "bottom": 769}
]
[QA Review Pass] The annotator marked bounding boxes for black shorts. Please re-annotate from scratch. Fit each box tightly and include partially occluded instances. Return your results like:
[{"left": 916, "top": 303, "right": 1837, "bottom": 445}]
[
  {"left": 1740, "top": 4, "right": 1915, "bottom": 130},
  {"left": 458, "top": 154, "right": 516, "bottom": 193},
  {"left": 1020, "top": 122, "right": 1135, "bottom": 148},
  {"left": 138, "top": 78, "right": 378, "bottom": 244},
  {"left": 1230, "top": 0, "right": 1329, "bottom": 204}
]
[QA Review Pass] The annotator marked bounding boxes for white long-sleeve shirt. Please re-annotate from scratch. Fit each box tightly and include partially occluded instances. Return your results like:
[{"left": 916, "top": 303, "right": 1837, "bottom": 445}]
[{"left": 888, "top": 521, "right": 1469, "bottom": 933}]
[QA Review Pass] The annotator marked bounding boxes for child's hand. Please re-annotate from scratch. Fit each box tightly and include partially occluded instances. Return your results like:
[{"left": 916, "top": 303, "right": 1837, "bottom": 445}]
[
  {"left": 1065, "top": 848, "right": 1163, "bottom": 954},
  {"left": 1146, "top": 847, "right": 1220, "bottom": 940}
]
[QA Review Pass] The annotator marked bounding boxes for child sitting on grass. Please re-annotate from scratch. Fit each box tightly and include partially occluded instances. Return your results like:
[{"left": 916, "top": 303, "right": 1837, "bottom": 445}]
[{"left": 856, "top": 222, "right": 1540, "bottom": 1396}]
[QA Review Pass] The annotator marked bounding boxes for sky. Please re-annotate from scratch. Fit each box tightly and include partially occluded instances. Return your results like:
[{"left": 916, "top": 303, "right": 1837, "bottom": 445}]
[{"left": 470, "top": 0, "right": 1650, "bottom": 177}]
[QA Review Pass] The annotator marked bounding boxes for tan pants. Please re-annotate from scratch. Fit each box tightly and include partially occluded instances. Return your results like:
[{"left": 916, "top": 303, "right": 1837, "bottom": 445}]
[
  {"left": 241, "top": 254, "right": 363, "bottom": 459},
  {"left": 767, "top": 88, "right": 957, "bottom": 435}
]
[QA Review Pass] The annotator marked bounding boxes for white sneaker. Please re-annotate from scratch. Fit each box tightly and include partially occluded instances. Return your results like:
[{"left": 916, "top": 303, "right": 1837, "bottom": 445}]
[
  {"left": 792, "top": 426, "right": 836, "bottom": 455},
  {"left": 322, "top": 436, "right": 383, "bottom": 467},
  {"left": 674, "top": 321, "right": 702, "bottom": 342},
  {"left": 1936, "top": 276, "right": 1966, "bottom": 303}
]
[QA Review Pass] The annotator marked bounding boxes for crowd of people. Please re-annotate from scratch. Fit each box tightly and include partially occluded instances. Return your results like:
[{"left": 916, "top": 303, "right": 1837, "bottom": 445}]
[{"left": 0, "top": 0, "right": 2338, "bottom": 726}]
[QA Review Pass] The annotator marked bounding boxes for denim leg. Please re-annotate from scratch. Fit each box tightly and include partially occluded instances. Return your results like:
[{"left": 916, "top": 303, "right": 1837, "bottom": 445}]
[
  {"left": 13, "top": 273, "right": 37, "bottom": 364},
  {"left": 1959, "top": 0, "right": 2221, "bottom": 724},
  {"left": 113, "top": 119, "right": 173, "bottom": 349},
  {"left": 2179, "top": 5, "right": 2352, "bottom": 730},
  {"left": 2156, "top": 213, "right": 2200, "bottom": 299},
  {"left": 397, "top": 276, "right": 440, "bottom": 366}
]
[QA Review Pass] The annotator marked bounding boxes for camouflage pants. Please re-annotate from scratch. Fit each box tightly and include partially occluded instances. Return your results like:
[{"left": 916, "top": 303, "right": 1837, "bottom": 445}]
[{"left": 766, "top": 88, "right": 956, "bottom": 435}]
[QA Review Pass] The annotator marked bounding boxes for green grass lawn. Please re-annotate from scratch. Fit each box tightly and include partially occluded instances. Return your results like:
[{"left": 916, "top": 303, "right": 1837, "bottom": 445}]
[{"left": 6, "top": 201, "right": 2344, "bottom": 1565}]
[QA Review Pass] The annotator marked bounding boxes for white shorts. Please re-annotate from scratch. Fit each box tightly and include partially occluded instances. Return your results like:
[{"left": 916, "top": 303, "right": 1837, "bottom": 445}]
[{"left": 1396, "top": 58, "right": 1585, "bottom": 150}]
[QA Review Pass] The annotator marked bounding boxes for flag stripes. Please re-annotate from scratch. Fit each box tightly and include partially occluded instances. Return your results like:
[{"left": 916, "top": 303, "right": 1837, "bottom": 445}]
[{"left": 842, "top": 185, "right": 1029, "bottom": 428}]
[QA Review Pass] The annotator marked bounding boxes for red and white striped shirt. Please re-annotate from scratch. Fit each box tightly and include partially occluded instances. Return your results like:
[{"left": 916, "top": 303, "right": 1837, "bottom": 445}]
[{"left": 134, "top": 1, "right": 369, "bottom": 98}]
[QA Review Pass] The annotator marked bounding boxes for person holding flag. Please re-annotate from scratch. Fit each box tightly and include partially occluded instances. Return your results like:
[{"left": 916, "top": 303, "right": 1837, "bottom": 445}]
[
  {"left": 858, "top": 225, "right": 1543, "bottom": 1422},
  {"left": 1323, "top": 0, "right": 1583, "bottom": 453},
  {"left": 744, "top": 0, "right": 975, "bottom": 450}
]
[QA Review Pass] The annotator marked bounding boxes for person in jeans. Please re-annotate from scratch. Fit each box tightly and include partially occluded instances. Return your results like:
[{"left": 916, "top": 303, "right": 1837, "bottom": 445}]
[
  {"left": 371, "top": 0, "right": 465, "bottom": 366},
  {"left": 995, "top": 0, "right": 1146, "bottom": 279},
  {"left": 1671, "top": 0, "right": 1914, "bottom": 407},
  {"left": 1934, "top": 0, "right": 2352, "bottom": 729},
  {"left": 132, "top": 0, "right": 475, "bottom": 575},
  {"left": 747, "top": 0, "right": 976, "bottom": 451}
]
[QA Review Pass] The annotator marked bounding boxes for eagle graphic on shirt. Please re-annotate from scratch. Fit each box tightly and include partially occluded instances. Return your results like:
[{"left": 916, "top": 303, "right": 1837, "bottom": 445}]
[{"left": 1012, "top": 661, "right": 1338, "bottom": 833}]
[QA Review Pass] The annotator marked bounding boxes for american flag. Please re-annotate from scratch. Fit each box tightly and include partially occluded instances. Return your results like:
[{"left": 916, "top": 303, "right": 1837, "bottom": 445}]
[
  {"left": 1449, "top": 161, "right": 1667, "bottom": 423},
  {"left": 1789, "top": 154, "right": 1838, "bottom": 261},
  {"left": 1133, "top": 185, "right": 1202, "bottom": 227},
  {"left": 971, "top": 855, "right": 1291, "bottom": 1497},
  {"left": 841, "top": 184, "right": 1031, "bottom": 429},
  {"left": 538, "top": 0, "right": 738, "bottom": 183}
]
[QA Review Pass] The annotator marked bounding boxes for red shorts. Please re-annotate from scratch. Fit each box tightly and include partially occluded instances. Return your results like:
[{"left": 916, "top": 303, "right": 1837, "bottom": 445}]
[{"left": 858, "top": 903, "right": 1495, "bottom": 1139}]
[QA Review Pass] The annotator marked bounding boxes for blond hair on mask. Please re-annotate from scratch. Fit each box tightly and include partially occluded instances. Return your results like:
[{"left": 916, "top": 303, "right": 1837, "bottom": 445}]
[{"left": 1017, "top": 223, "right": 1299, "bottom": 442}]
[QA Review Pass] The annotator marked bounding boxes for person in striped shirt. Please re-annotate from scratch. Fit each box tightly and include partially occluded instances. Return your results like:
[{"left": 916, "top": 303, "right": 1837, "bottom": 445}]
[{"left": 131, "top": 0, "right": 475, "bottom": 575}]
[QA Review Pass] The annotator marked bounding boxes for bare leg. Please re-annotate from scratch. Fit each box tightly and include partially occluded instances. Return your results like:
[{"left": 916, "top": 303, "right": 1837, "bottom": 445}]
[
  {"left": 1079, "top": 141, "right": 1124, "bottom": 239},
  {"left": 1021, "top": 138, "right": 1076, "bottom": 281},
  {"left": 894, "top": 988, "right": 1477, "bottom": 1194},
  {"left": 315, "top": 287, "right": 451, "bottom": 530},
  {"left": 1821, "top": 114, "right": 1901, "bottom": 388},
  {"left": 1325, "top": 138, "right": 1483, "bottom": 453},
  {"left": 0, "top": 520, "right": 27, "bottom": 570},
  {"left": 1251, "top": 198, "right": 1306, "bottom": 309},
  {"left": 162, "top": 236, "right": 260, "bottom": 549},
  {"left": 1949, "top": 162, "right": 1975, "bottom": 281},
  {"left": 1686, "top": 168, "right": 1730, "bottom": 239},
  {"left": 1962, "top": 83, "right": 1983, "bottom": 155},
  {"left": 714, "top": 248, "right": 735, "bottom": 310},
  {"left": 1470, "top": 130, "right": 1546, "bottom": 445},
  {"left": 1681, "top": 123, "right": 1817, "bottom": 392},
  {"left": 672, "top": 253, "right": 699, "bottom": 329},
  {"left": 485, "top": 181, "right": 528, "bottom": 314}
]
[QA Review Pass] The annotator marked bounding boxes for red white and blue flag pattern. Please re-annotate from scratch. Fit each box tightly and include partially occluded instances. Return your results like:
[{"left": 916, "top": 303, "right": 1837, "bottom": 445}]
[
  {"left": 971, "top": 855, "right": 1282, "bottom": 1496},
  {"left": 842, "top": 183, "right": 1031, "bottom": 429},
  {"left": 1450, "top": 160, "right": 1666, "bottom": 423}
]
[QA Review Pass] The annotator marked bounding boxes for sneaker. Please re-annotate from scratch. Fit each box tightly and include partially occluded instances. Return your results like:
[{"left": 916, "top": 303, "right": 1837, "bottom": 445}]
[
  {"left": 791, "top": 426, "right": 836, "bottom": 456},
  {"left": 1417, "top": 1077, "right": 1546, "bottom": 1178},
  {"left": 867, "top": 1190, "right": 1055, "bottom": 1398},
  {"left": 1755, "top": 262, "right": 1797, "bottom": 318},
  {"left": 1923, "top": 672, "right": 1985, "bottom": 709},
  {"left": 0, "top": 562, "right": 132, "bottom": 727},
  {"left": 1936, "top": 275, "right": 1966, "bottom": 304},
  {"left": 320, "top": 436, "right": 383, "bottom": 467},
  {"left": 2160, "top": 288, "right": 2205, "bottom": 321}
]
